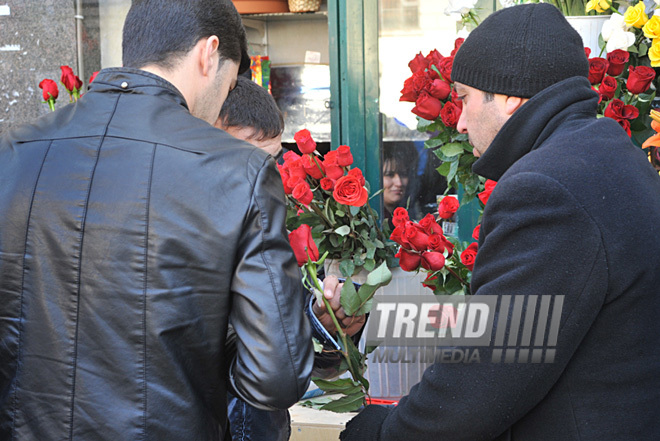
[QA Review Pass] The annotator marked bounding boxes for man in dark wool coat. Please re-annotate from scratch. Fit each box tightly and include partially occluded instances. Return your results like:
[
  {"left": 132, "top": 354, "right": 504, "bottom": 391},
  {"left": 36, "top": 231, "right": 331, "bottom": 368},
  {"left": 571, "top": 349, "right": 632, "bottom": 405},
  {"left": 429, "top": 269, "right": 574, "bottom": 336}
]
[{"left": 341, "top": 4, "right": 660, "bottom": 441}]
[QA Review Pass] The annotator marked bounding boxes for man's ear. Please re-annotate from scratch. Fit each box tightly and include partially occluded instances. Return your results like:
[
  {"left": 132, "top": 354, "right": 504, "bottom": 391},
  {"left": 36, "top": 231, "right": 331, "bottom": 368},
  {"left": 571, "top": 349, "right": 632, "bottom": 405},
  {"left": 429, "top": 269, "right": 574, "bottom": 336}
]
[
  {"left": 200, "top": 35, "right": 220, "bottom": 78},
  {"left": 504, "top": 96, "right": 528, "bottom": 116}
]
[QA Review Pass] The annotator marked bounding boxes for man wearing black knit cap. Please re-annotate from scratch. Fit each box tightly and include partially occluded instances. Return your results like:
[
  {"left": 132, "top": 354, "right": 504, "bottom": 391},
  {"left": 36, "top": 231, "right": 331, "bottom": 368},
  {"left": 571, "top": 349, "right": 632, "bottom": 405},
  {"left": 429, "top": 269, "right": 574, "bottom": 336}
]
[{"left": 341, "top": 3, "right": 660, "bottom": 440}]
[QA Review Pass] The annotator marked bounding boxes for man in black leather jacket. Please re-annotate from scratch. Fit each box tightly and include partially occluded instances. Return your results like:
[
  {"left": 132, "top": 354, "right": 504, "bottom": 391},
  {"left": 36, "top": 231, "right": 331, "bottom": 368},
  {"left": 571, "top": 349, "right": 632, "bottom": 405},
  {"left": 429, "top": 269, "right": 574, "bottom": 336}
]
[{"left": 0, "top": 1, "right": 331, "bottom": 440}]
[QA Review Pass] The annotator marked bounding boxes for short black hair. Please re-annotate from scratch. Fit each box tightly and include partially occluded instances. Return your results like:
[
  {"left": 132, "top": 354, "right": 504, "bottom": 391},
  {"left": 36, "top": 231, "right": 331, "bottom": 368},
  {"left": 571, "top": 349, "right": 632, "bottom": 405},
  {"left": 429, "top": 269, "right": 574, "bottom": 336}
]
[
  {"left": 122, "top": 0, "right": 249, "bottom": 74},
  {"left": 218, "top": 76, "right": 284, "bottom": 141}
]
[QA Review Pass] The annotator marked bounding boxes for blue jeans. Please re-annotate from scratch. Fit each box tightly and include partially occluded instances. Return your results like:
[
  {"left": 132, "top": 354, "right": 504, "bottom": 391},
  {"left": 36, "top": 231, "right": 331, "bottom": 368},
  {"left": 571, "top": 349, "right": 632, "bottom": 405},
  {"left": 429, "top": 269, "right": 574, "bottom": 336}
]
[{"left": 227, "top": 392, "right": 291, "bottom": 441}]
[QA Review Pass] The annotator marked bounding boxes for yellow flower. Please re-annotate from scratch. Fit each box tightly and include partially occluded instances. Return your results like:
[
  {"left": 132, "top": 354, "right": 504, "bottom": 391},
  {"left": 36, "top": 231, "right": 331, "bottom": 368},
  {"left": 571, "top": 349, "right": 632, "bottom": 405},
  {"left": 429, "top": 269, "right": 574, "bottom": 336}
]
[
  {"left": 624, "top": 2, "right": 648, "bottom": 29},
  {"left": 649, "top": 38, "right": 660, "bottom": 67},
  {"left": 585, "top": 0, "right": 610, "bottom": 13},
  {"left": 643, "top": 15, "right": 660, "bottom": 39}
]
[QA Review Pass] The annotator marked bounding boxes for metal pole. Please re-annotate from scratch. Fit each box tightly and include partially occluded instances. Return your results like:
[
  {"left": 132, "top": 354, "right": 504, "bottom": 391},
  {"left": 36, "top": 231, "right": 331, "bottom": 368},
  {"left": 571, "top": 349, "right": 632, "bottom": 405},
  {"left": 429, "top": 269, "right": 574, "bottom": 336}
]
[{"left": 75, "top": 0, "right": 85, "bottom": 84}]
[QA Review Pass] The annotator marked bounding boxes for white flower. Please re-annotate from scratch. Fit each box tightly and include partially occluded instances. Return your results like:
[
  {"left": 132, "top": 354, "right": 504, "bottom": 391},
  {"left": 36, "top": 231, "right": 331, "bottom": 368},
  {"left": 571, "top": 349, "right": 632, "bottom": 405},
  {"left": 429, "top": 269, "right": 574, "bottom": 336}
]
[
  {"left": 654, "top": 0, "right": 660, "bottom": 6},
  {"left": 605, "top": 28, "right": 636, "bottom": 52},
  {"left": 456, "top": 26, "right": 471, "bottom": 39},
  {"left": 444, "top": 0, "right": 478, "bottom": 15},
  {"left": 499, "top": 0, "right": 517, "bottom": 7},
  {"left": 601, "top": 13, "right": 628, "bottom": 41}
]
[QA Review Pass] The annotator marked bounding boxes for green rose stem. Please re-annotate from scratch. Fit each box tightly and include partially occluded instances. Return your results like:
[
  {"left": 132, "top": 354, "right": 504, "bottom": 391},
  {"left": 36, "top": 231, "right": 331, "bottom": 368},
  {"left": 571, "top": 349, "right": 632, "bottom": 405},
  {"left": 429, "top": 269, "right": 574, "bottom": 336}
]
[
  {"left": 445, "top": 265, "right": 468, "bottom": 286},
  {"left": 46, "top": 97, "right": 55, "bottom": 112}
]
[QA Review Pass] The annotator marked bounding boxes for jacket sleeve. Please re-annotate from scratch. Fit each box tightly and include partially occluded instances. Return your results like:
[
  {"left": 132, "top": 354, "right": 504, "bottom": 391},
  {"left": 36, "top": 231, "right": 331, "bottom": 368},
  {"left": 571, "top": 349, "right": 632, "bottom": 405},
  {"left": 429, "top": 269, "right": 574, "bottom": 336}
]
[
  {"left": 341, "top": 172, "right": 609, "bottom": 440},
  {"left": 228, "top": 154, "right": 313, "bottom": 411}
]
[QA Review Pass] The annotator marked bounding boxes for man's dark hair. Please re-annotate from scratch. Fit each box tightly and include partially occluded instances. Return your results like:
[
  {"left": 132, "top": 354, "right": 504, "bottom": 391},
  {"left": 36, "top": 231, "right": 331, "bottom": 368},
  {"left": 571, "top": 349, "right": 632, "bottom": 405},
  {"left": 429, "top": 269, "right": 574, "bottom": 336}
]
[
  {"left": 483, "top": 91, "right": 495, "bottom": 103},
  {"left": 122, "top": 0, "right": 249, "bottom": 74},
  {"left": 219, "top": 76, "right": 284, "bottom": 141}
]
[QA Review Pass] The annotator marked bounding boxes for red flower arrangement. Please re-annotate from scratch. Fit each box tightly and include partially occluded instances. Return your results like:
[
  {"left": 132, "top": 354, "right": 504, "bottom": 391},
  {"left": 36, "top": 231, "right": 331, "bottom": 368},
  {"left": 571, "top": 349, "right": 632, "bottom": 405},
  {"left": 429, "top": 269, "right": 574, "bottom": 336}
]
[{"left": 38, "top": 65, "right": 99, "bottom": 112}]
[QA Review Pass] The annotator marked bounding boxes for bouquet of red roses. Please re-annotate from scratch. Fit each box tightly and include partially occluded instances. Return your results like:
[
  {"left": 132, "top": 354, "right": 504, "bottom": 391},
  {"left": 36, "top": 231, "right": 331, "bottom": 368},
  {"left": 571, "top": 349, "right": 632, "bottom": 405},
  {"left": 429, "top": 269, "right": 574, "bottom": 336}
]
[
  {"left": 279, "top": 129, "right": 397, "bottom": 279},
  {"left": 399, "top": 38, "right": 485, "bottom": 203}
]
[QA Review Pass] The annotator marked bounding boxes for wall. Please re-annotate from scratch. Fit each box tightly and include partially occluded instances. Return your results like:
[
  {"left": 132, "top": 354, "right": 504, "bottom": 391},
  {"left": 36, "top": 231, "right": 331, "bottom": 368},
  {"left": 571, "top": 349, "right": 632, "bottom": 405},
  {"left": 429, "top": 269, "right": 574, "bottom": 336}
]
[{"left": 0, "top": 0, "right": 101, "bottom": 134}]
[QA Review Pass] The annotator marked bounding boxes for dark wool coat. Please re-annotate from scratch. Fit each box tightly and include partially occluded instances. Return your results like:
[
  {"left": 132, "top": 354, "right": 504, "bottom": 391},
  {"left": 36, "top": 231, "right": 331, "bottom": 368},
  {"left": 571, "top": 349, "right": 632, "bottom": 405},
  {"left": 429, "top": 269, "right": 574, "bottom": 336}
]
[{"left": 341, "top": 77, "right": 660, "bottom": 440}]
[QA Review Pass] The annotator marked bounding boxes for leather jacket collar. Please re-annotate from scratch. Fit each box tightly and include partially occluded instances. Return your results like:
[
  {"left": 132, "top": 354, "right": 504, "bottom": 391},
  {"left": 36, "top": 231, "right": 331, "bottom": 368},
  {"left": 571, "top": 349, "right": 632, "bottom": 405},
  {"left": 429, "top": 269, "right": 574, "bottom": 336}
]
[{"left": 89, "top": 67, "right": 189, "bottom": 110}]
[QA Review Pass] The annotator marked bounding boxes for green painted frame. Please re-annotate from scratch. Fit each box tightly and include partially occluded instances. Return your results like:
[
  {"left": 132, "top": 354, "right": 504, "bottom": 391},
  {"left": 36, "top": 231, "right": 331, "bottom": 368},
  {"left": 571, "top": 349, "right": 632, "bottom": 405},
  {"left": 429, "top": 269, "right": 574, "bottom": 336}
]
[{"left": 328, "top": 0, "right": 381, "bottom": 214}]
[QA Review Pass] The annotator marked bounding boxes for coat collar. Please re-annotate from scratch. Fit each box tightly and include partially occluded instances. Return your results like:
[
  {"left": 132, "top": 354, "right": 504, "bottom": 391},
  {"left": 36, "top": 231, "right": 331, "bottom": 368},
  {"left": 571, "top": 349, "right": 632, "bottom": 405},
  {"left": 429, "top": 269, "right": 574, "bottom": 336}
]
[
  {"left": 472, "top": 76, "right": 599, "bottom": 181},
  {"left": 88, "top": 67, "right": 189, "bottom": 110}
]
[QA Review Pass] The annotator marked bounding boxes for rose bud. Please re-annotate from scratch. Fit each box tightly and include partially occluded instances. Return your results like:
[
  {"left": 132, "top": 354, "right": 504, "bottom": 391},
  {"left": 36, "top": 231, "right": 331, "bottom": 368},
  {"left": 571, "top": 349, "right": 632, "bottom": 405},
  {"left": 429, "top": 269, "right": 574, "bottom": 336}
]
[
  {"left": 292, "top": 181, "right": 314, "bottom": 206},
  {"left": 617, "top": 118, "right": 632, "bottom": 136},
  {"left": 428, "top": 233, "right": 447, "bottom": 253},
  {"left": 451, "top": 38, "right": 464, "bottom": 56},
  {"left": 395, "top": 248, "right": 422, "bottom": 272},
  {"left": 604, "top": 99, "right": 625, "bottom": 119},
  {"left": 403, "top": 221, "right": 430, "bottom": 252},
  {"left": 440, "top": 101, "right": 461, "bottom": 129},
  {"left": 60, "top": 65, "right": 83, "bottom": 93},
  {"left": 288, "top": 224, "right": 319, "bottom": 266},
  {"left": 412, "top": 93, "right": 442, "bottom": 121},
  {"left": 422, "top": 273, "right": 438, "bottom": 290},
  {"left": 419, "top": 213, "right": 443, "bottom": 235},
  {"left": 584, "top": 47, "right": 591, "bottom": 58},
  {"left": 478, "top": 179, "right": 497, "bottom": 206},
  {"left": 425, "top": 79, "right": 451, "bottom": 100},
  {"left": 627, "top": 65, "right": 656, "bottom": 94},
  {"left": 621, "top": 104, "right": 639, "bottom": 120},
  {"left": 390, "top": 225, "right": 410, "bottom": 248},
  {"left": 606, "top": 50, "right": 629, "bottom": 76},
  {"left": 320, "top": 177, "right": 335, "bottom": 191},
  {"left": 460, "top": 242, "right": 479, "bottom": 271},
  {"left": 421, "top": 251, "right": 446, "bottom": 272},
  {"left": 587, "top": 57, "right": 609, "bottom": 85},
  {"left": 294, "top": 129, "right": 317, "bottom": 154},
  {"left": 598, "top": 76, "right": 618, "bottom": 101},
  {"left": 438, "top": 56, "right": 454, "bottom": 83},
  {"left": 438, "top": 195, "right": 459, "bottom": 219},
  {"left": 348, "top": 168, "right": 366, "bottom": 186},
  {"left": 408, "top": 52, "right": 428, "bottom": 73},
  {"left": 302, "top": 154, "right": 324, "bottom": 180},
  {"left": 425, "top": 49, "right": 443, "bottom": 70},
  {"left": 472, "top": 224, "right": 481, "bottom": 241},
  {"left": 337, "top": 145, "right": 353, "bottom": 167},
  {"left": 39, "top": 79, "right": 59, "bottom": 101}
]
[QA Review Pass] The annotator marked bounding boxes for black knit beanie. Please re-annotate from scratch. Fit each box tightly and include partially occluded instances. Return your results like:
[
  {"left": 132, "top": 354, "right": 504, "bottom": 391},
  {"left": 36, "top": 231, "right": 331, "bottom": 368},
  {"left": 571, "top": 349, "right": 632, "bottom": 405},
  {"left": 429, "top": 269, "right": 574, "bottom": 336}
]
[{"left": 452, "top": 3, "right": 589, "bottom": 98}]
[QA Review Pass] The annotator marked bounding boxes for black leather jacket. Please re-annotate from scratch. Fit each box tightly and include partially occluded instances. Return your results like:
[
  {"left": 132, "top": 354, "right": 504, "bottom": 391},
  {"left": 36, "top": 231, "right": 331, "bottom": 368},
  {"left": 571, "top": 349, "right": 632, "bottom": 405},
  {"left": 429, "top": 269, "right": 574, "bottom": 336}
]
[{"left": 0, "top": 68, "right": 313, "bottom": 440}]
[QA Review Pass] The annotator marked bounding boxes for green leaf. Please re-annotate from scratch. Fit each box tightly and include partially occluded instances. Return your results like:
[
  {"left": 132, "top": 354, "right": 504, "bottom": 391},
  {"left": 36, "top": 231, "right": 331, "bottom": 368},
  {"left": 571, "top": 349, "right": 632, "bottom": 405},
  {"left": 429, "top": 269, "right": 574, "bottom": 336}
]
[
  {"left": 436, "top": 161, "right": 451, "bottom": 177},
  {"left": 319, "top": 391, "right": 365, "bottom": 413},
  {"left": 312, "top": 337, "right": 323, "bottom": 353},
  {"left": 349, "top": 205, "right": 360, "bottom": 216},
  {"left": 335, "top": 225, "right": 351, "bottom": 236},
  {"left": 339, "top": 260, "right": 355, "bottom": 278},
  {"left": 424, "top": 137, "right": 444, "bottom": 149},
  {"left": 440, "top": 142, "right": 465, "bottom": 157},
  {"left": 312, "top": 378, "right": 362, "bottom": 395},
  {"left": 300, "top": 396, "right": 334, "bottom": 410},
  {"left": 446, "top": 158, "right": 460, "bottom": 185},
  {"left": 363, "top": 258, "right": 376, "bottom": 272},
  {"left": 341, "top": 262, "right": 392, "bottom": 316}
]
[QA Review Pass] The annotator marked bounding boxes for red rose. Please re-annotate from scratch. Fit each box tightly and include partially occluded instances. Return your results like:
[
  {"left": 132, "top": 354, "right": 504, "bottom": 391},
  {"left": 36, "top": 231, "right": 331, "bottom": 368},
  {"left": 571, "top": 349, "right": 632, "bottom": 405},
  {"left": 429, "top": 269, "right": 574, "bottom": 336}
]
[
  {"left": 89, "top": 71, "right": 99, "bottom": 84},
  {"left": 337, "top": 145, "right": 353, "bottom": 167},
  {"left": 320, "top": 177, "right": 335, "bottom": 191},
  {"left": 277, "top": 164, "right": 294, "bottom": 195},
  {"left": 604, "top": 99, "right": 625, "bottom": 119},
  {"left": 294, "top": 129, "right": 317, "bottom": 154},
  {"left": 60, "top": 65, "right": 82, "bottom": 93},
  {"left": 584, "top": 47, "right": 591, "bottom": 58},
  {"left": 425, "top": 49, "right": 443, "bottom": 70},
  {"left": 323, "top": 151, "right": 344, "bottom": 180},
  {"left": 408, "top": 52, "right": 428, "bottom": 73},
  {"left": 478, "top": 179, "right": 497, "bottom": 205},
  {"left": 284, "top": 157, "right": 308, "bottom": 182},
  {"left": 422, "top": 273, "right": 438, "bottom": 290},
  {"left": 39, "top": 79, "right": 59, "bottom": 101},
  {"left": 403, "top": 221, "right": 430, "bottom": 252},
  {"left": 288, "top": 224, "right": 319, "bottom": 266},
  {"left": 393, "top": 207, "right": 409, "bottom": 218},
  {"left": 440, "top": 101, "right": 461, "bottom": 128},
  {"left": 348, "top": 167, "right": 366, "bottom": 186},
  {"left": 412, "top": 93, "right": 442, "bottom": 121},
  {"left": 450, "top": 88, "right": 463, "bottom": 109},
  {"left": 395, "top": 248, "right": 422, "bottom": 272},
  {"left": 302, "top": 154, "right": 324, "bottom": 179},
  {"left": 627, "top": 65, "right": 656, "bottom": 95},
  {"left": 606, "top": 50, "right": 629, "bottom": 76},
  {"left": 390, "top": 225, "right": 409, "bottom": 247},
  {"left": 292, "top": 181, "right": 313, "bottom": 206},
  {"left": 425, "top": 79, "right": 451, "bottom": 100},
  {"left": 451, "top": 38, "right": 464, "bottom": 57},
  {"left": 421, "top": 251, "right": 446, "bottom": 271},
  {"left": 587, "top": 58, "right": 609, "bottom": 85},
  {"left": 460, "top": 242, "right": 479, "bottom": 271},
  {"left": 616, "top": 118, "right": 632, "bottom": 136},
  {"left": 598, "top": 76, "right": 618, "bottom": 101},
  {"left": 283, "top": 150, "right": 301, "bottom": 162},
  {"left": 392, "top": 207, "right": 409, "bottom": 227},
  {"left": 438, "top": 196, "right": 459, "bottom": 219},
  {"left": 333, "top": 174, "right": 368, "bottom": 207},
  {"left": 428, "top": 233, "right": 448, "bottom": 253},
  {"left": 438, "top": 56, "right": 454, "bottom": 83},
  {"left": 621, "top": 104, "right": 639, "bottom": 120},
  {"left": 472, "top": 224, "right": 481, "bottom": 241},
  {"left": 419, "top": 213, "right": 443, "bottom": 235}
]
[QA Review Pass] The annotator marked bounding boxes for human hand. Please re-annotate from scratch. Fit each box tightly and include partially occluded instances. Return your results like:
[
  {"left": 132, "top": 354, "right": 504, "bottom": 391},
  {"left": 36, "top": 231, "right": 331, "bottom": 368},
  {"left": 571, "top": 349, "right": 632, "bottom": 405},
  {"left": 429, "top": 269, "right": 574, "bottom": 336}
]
[{"left": 312, "top": 275, "right": 366, "bottom": 337}]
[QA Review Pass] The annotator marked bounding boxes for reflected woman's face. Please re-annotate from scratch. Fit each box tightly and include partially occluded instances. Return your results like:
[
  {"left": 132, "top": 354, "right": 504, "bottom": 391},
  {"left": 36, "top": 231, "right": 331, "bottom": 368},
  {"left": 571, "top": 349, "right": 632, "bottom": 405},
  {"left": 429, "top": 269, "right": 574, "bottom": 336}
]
[{"left": 383, "top": 160, "right": 409, "bottom": 210}]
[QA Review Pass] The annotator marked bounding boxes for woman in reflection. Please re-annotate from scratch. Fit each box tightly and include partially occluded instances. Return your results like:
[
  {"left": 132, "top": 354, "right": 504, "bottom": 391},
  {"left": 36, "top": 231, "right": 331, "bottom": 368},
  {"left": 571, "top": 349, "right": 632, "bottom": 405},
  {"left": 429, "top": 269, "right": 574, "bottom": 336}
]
[{"left": 382, "top": 141, "right": 419, "bottom": 227}]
